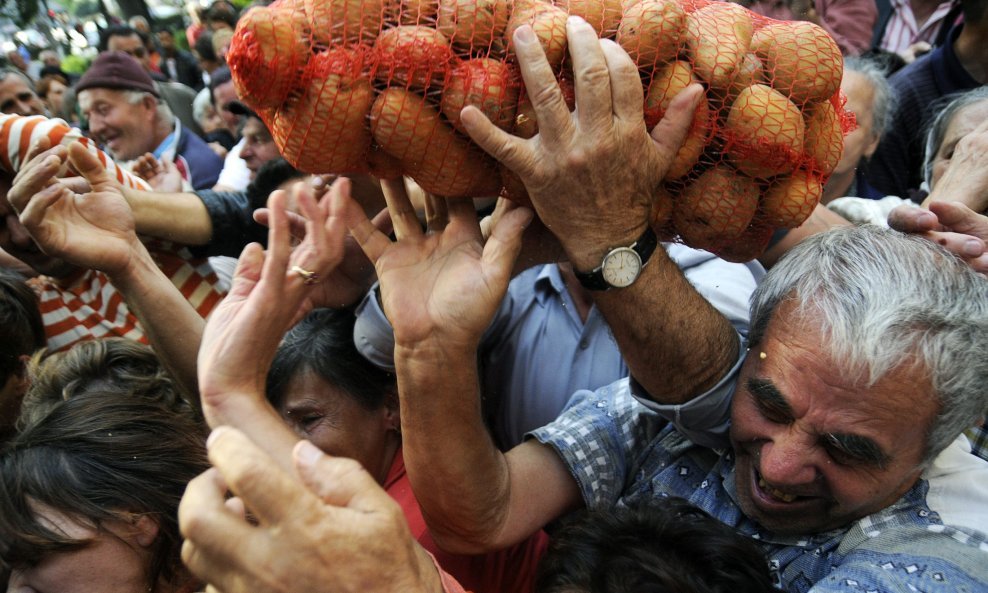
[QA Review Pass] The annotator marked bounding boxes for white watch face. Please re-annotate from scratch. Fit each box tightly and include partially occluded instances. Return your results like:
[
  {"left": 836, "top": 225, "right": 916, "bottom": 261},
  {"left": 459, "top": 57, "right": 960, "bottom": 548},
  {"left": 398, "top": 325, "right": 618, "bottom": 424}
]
[{"left": 601, "top": 247, "right": 642, "bottom": 288}]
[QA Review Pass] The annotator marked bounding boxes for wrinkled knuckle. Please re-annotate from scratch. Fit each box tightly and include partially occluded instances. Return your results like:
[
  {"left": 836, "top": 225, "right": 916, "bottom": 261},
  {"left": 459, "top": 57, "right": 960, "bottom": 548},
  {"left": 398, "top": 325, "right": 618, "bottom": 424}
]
[
  {"left": 577, "top": 63, "right": 611, "bottom": 88},
  {"left": 565, "top": 148, "right": 590, "bottom": 169},
  {"left": 530, "top": 84, "right": 568, "bottom": 114}
]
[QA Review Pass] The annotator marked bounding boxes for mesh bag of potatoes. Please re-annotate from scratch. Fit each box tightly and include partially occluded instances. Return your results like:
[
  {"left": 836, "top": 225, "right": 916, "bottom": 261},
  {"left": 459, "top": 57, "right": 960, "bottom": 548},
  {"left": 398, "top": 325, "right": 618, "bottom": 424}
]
[{"left": 226, "top": 0, "right": 854, "bottom": 261}]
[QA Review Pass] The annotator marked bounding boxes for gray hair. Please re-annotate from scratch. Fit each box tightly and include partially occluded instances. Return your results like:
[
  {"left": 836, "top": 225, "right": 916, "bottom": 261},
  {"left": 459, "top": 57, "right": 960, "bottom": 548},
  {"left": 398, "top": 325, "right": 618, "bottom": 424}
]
[
  {"left": 842, "top": 56, "right": 897, "bottom": 139},
  {"left": 121, "top": 89, "right": 175, "bottom": 126},
  {"left": 749, "top": 225, "right": 988, "bottom": 465},
  {"left": 923, "top": 86, "right": 988, "bottom": 190},
  {"left": 192, "top": 87, "right": 213, "bottom": 126},
  {"left": 0, "top": 67, "right": 35, "bottom": 90}
]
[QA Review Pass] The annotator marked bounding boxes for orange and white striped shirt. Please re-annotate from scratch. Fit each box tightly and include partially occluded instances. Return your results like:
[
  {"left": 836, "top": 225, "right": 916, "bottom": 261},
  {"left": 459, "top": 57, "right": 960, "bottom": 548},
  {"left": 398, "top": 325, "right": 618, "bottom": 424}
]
[
  {"left": 30, "top": 241, "right": 225, "bottom": 352},
  {"left": 0, "top": 113, "right": 149, "bottom": 190}
]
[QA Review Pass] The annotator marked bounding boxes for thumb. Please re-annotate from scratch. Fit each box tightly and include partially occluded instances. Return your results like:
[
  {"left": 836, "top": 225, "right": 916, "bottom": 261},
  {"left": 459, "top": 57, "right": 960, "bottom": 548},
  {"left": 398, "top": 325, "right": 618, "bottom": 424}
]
[
  {"left": 228, "top": 242, "right": 265, "bottom": 299},
  {"left": 66, "top": 141, "right": 115, "bottom": 191},
  {"left": 293, "top": 440, "right": 394, "bottom": 514}
]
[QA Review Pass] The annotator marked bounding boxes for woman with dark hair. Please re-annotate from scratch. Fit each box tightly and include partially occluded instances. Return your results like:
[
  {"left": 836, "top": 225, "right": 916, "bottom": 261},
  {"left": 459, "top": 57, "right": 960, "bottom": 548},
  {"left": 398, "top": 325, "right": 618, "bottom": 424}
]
[
  {"left": 266, "top": 308, "right": 547, "bottom": 593},
  {"left": 0, "top": 338, "right": 208, "bottom": 593}
]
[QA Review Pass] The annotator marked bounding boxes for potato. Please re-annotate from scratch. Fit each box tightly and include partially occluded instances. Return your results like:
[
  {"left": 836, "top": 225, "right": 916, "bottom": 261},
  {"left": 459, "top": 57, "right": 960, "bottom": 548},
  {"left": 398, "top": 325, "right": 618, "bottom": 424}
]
[
  {"left": 512, "top": 74, "right": 574, "bottom": 138},
  {"left": 228, "top": 6, "right": 309, "bottom": 108},
  {"left": 673, "top": 165, "right": 760, "bottom": 250},
  {"left": 305, "top": 0, "right": 386, "bottom": 45},
  {"left": 617, "top": 0, "right": 686, "bottom": 70},
  {"left": 385, "top": 0, "right": 440, "bottom": 25},
  {"left": 273, "top": 49, "right": 375, "bottom": 174},
  {"left": 760, "top": 169, "right": 822, "bottom": 228},
  {"left": 371, "top": 88, "right": 502, "bottom": 197},
  {"left": 803, "top": 98, "right": 844, "bottom": 175},
  {"left": 685, "top": 2, "right": 752, "bottom": 90},
  {"left": 437, "top": 0, "right": 511, "bottom": 52},
  {"left": 644, "top": 60, "right": 711, "bottom": 179},
  {"left": 750, "top": 21, "right": 842, "bottom": 105},
  {"left": 726, "top": 83, "right": 805, "bottom": 178},
  {"left": 441, "top": 58, "right": 520, "bottom": 132},
  {"left": 556, "top": 0, "right": 624, "bottom": 37},
  {"left": 506, "top": 2, "right": 569, "bottom": 69},
  {"left": 713, "top": 220, "right": 773, "bottom": 263},
  {"left": 374, "top": 26, "right": 456, "bottom": 90}
]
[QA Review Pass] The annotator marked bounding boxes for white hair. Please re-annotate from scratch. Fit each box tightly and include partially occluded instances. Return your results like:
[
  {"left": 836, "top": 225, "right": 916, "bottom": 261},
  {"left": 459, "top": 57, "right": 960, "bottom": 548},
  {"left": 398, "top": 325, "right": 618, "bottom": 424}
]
[{"left": 749, "top": 225, "right": 988, "bottom": 465}]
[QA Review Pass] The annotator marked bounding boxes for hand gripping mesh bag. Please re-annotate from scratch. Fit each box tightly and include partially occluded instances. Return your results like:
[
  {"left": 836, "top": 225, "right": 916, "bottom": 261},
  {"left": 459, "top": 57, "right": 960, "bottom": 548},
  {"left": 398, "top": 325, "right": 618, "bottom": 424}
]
[{"left": 226, "top": 0, "right": 854, "bottom": 261}]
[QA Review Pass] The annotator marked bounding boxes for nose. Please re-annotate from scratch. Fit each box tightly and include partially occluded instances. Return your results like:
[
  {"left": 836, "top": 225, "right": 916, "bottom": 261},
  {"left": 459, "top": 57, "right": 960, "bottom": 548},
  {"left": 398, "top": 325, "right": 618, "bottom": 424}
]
[
  {"left": 88, "top": 114, "right": 105, "bottom": 138},
  {"left": 16, "top": 99, "right": 36, "bottom": 116},
  {"left": 757, "top": 427, "right": 821, "bottom": 487}
]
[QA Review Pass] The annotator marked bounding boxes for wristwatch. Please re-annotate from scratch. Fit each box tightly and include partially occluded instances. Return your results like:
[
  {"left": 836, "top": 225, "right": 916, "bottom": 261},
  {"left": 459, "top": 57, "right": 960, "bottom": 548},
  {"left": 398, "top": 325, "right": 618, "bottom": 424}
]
[{"left": 574, "top": 227, "right": 658, "bottom": 291}]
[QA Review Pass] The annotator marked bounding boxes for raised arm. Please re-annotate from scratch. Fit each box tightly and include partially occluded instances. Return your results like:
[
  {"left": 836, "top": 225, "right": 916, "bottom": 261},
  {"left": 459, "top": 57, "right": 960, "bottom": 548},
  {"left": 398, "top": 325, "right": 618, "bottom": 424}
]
[
  {"left": 462, "top": 18, "right": 739, "bottom": 405},
  {"left": 8, "top": 142, "right": 207, "bottom": 399},
  {"left": 346, "top": 179, "right": 582, "bottom": 553}
]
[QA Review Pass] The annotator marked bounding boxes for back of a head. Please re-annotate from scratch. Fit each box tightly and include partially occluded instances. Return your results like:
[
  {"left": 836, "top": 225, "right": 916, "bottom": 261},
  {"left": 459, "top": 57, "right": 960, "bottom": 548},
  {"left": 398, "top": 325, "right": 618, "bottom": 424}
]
[
  {"left": 0, "top": 347, "right": 207, "bottom": 587},
  {"left": 535, "top": 499, "right": 776, "bottom": 593},
  {"left": 749, "top": 225, "right": 988, "bottom": 464},
  {"left": 18, "top": 337, "right": 192, "bottom": 431}
]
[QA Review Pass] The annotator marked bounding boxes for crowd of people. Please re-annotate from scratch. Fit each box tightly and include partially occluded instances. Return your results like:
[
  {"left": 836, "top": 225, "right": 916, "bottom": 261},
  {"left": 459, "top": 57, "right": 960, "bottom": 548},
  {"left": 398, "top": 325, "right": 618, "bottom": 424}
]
[{"left": 0, "top": 0, "right": 986, "bottom": 592}]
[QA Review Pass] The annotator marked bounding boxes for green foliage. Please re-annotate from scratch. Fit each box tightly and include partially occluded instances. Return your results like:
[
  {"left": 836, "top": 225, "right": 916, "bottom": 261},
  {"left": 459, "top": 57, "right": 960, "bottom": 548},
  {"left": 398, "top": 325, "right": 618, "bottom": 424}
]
[{"left": 60, "top": 53, "right": 90, "bottom": 74}]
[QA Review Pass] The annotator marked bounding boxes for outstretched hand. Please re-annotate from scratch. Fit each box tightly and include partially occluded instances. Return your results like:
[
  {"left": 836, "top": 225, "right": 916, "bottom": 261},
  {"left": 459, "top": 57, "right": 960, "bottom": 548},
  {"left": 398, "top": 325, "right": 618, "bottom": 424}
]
[
  {"left": 132, "top": 152, "right": 185, "bottom": 193},
  {"left": 888, "top": 201, "right": 988, "bottom": 275},
  {"left": 197, "top": 179, "right": 356, "bottom": 424},
  {"left": 460, "top": 17, "right": 700, "bottom": 270},
  {"left": 9, "top": 141, "right": 139, "bottom": 276},
  {"left": 179, "top": 427, "right": 444, "bottom": 593},
  {"left": 346, "top": 179, "right": 532, "bottom": 350}
]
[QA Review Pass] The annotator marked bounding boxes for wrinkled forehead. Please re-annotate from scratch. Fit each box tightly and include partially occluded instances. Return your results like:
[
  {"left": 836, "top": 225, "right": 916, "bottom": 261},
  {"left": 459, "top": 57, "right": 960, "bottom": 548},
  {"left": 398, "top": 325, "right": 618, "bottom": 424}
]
[{"left": 942, "top": 100, "right": 988, "bottom": 148}]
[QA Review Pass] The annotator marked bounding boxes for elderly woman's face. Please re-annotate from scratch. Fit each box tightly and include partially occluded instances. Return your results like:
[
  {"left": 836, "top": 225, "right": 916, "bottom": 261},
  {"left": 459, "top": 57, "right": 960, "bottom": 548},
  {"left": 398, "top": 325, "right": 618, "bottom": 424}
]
[
  {"left": 833, "top": 70, "right": 879, "bottom": 176},
  {"left": 6, "top": 505, "right": 156, "bottom": 593},
  {"left": 930, "top": 100, "right": 988, "bottom": 188},
  {"left": 276, "top": 369, "right": 399, "bottom": 485}
]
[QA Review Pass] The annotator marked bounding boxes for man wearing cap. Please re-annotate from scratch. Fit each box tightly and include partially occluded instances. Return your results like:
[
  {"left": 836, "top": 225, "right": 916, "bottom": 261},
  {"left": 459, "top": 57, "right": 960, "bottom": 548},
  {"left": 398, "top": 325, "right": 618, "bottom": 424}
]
[{"left": 77, "top": 51, "right": 223, "bottom": 190}]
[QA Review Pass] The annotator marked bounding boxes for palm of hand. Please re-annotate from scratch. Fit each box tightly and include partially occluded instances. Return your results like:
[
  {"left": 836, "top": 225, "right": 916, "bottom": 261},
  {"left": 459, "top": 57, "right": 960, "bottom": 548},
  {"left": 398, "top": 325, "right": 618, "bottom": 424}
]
[
  {"left": 41, "top": 184, "right": 138, "bottom": 272},
  {"left": 377, "top": 229, "right": 498, "bottom": 348}
]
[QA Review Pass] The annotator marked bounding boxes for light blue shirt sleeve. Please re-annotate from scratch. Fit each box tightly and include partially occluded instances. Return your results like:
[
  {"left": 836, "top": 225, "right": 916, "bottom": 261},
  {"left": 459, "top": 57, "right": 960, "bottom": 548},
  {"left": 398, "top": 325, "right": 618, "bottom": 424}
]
[
  {"left": 628, "top": 333, "right": 747, "bottom": 450},
  {"left": 353, "top": 282, "right": 397, "bottom": 373}
]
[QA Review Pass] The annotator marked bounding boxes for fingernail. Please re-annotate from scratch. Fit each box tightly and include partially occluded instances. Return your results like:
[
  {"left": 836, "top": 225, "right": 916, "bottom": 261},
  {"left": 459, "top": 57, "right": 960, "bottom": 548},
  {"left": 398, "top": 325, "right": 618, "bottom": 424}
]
[
  {"left": 294, "top": 439, "right": 322, "bottom": 468},
  {"left": 515, "top": 24, "right": 536, "bottom": 45},
  {"left": 206, "top": 426, "right": 228, "bottom": 449},
  {"left": 567, "top": 15, "right": 586, "bottom": 27},
  {"left": 963, "top": 239, "right": 984, "bottom": 257},
  {"left": 917, "top": 211, "right": 936, "bottom": 225}
]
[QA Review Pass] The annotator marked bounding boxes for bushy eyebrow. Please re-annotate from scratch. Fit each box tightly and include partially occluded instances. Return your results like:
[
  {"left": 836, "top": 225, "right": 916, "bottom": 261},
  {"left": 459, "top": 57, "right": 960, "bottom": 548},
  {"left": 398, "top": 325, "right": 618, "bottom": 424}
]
[
  {"left": 825, "top": 432, "right": 892, "bottom": 469},
  {"left": 746, "top": 377, "right": 794, "bottom": 418},
  {"left": 748, "top": 378, "right": 893, "bottom": 469}
]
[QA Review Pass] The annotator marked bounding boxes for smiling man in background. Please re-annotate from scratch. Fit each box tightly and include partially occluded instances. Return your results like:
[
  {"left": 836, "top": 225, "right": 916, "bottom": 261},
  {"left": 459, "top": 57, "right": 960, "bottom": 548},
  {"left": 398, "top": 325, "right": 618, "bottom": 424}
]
[{"left": 76, "top": 51, "right": 223, "bottom": 190}]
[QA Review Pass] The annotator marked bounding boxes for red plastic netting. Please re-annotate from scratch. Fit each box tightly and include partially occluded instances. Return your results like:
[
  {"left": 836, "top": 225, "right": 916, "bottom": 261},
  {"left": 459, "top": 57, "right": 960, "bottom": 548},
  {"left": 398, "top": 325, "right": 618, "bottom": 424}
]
[{"left": 226, "top": 0, "right": 855, "bottom": 261}]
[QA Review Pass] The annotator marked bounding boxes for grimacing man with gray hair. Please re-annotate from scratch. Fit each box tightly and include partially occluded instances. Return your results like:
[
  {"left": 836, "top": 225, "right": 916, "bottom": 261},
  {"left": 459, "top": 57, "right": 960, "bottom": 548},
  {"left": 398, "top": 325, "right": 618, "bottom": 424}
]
[{"left": 377, "top": 221, "right": 988, "bottom": 592}]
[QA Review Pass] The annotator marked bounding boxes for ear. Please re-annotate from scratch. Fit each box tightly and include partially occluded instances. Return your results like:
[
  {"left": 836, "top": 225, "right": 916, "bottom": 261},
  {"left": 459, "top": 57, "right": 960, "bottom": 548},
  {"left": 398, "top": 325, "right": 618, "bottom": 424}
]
[
  {"left": 863, "top": 133, "right": 881, "bottom": 159},
  {"left": 132, "top": 514, "right": 160, "bottom": 548},
  {"left": 382, "top": 393, "right": 400, "bottom": 433}
]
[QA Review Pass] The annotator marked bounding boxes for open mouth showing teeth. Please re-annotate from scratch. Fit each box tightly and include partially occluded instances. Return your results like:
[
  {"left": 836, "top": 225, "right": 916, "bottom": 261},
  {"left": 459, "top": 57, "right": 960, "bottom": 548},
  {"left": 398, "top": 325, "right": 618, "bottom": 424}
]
[{"left": 757, "top": 475, "right": 799, "bottom": 503}]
